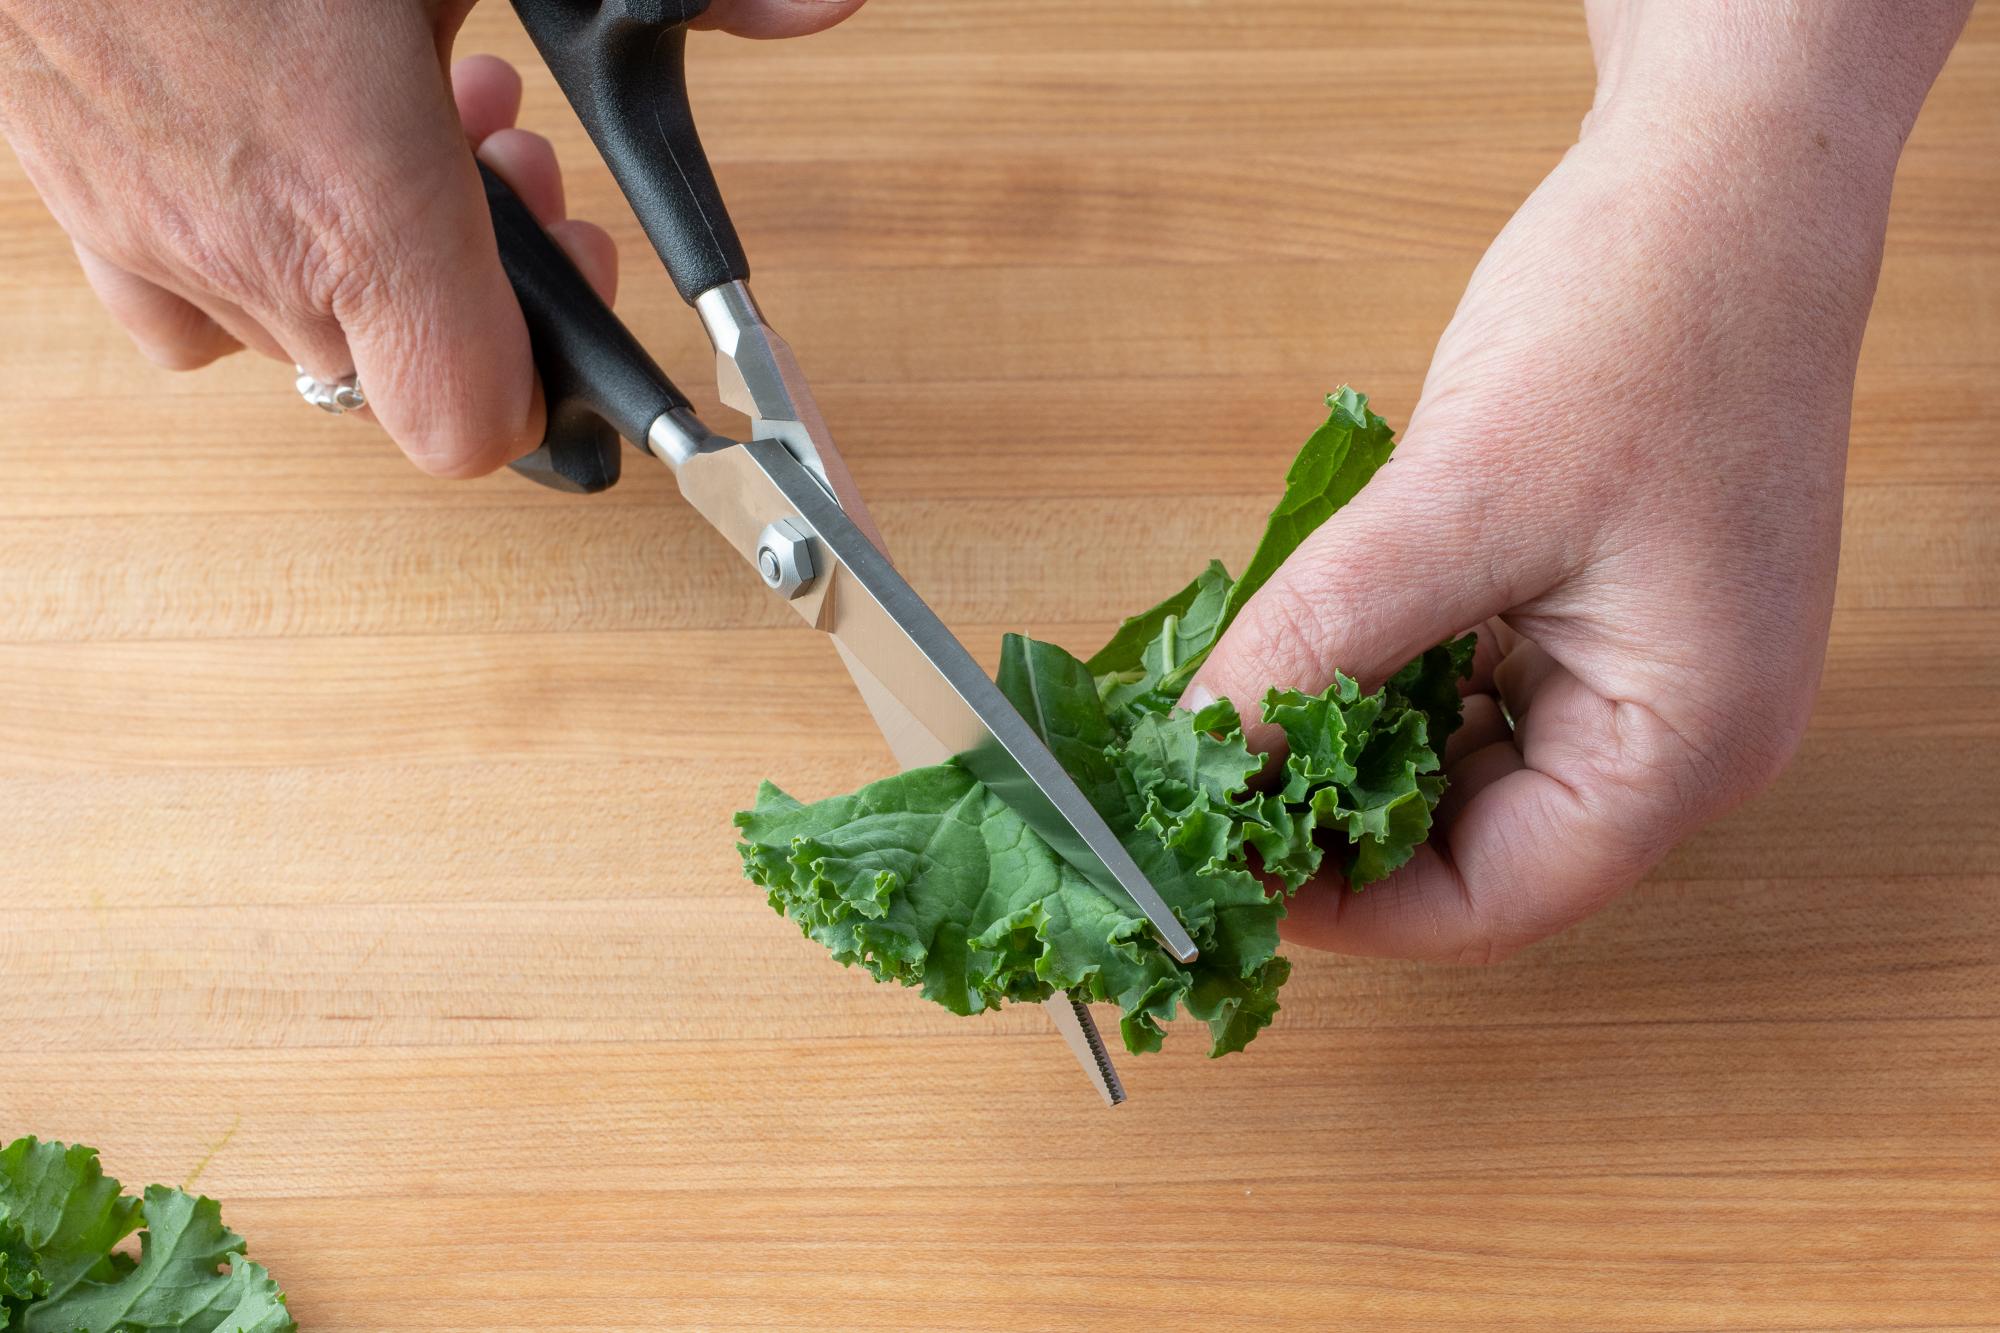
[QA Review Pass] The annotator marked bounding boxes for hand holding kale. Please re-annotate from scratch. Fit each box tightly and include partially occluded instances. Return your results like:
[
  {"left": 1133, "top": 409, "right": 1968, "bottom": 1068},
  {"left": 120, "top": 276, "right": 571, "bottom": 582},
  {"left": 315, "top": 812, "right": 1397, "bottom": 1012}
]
[{"left": 1177, "top": 49, "right": 1948, "bottom": 961}]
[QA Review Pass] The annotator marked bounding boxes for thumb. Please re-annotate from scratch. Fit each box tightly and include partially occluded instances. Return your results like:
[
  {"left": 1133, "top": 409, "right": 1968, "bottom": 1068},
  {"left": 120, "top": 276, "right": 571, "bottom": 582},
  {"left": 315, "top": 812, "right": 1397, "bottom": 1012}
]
[
  {"left": 329, "top": 123, "right": 541, "bottom": 478},
  {"left": 243, "top": 42, "right": 543, "bottom": 478},
  {"left": 1180, "top": 441, "right": 1549, "bottom": 750}
]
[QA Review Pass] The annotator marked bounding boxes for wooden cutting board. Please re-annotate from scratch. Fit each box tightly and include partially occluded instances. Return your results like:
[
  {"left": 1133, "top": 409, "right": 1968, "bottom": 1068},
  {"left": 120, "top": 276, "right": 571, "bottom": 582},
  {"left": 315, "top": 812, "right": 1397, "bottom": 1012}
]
[{"left": 3, "top": 2, "right": 1996, "bottom": 1327}]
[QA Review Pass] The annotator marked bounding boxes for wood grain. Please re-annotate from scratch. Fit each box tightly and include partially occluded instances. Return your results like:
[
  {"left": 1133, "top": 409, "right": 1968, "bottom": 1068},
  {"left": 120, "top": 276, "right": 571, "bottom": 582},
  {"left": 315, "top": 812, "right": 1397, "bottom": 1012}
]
[{"left": 2, "top": 2, "right": 1996, "bottom": 1329}]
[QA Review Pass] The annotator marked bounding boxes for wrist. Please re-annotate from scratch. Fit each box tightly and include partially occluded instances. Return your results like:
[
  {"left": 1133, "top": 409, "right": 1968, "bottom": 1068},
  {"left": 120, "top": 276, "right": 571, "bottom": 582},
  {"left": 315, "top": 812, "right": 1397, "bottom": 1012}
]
[{"left": 1583, "top": 0, "right": 1971, "bottom": 183}]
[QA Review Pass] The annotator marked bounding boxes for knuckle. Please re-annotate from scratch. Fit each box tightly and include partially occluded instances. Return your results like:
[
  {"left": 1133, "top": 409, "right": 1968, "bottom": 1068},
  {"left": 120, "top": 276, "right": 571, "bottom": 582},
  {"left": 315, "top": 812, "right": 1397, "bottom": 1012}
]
[
  {"left": 290, "top": 209, "right": 394, "bottom": 323},
  {"left": 148, "top": 204, "right": 265, "bottom": 312},
  {"left": 251, "top": 175, "right": 416, "bottom": 327},
  {"left": 1613, "top": 678, "right": 1812, "bottom": 830},
  {"left": 120, "top": 300, "right": 233, "bottom": 372},
  {"left": 1707, "top": 687, "right": 1813, "bottom": 800}
]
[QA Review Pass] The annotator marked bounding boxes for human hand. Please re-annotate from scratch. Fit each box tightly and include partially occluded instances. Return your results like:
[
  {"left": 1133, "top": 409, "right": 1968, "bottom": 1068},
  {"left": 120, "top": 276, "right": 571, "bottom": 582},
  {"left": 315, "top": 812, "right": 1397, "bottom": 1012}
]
[
  {"left": 0, "top": 0, "right": 864, "bottom": 475},
  {"left": 1182, "top": 0, "right": 1972, "bottom": 963}
]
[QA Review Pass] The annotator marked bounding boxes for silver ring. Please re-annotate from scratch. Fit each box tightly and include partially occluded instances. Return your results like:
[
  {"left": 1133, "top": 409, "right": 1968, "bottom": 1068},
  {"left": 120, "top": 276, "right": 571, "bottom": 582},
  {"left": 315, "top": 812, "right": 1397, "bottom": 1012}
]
[{"left": 295, "top": 365, "right": 366, "bottom": 415}]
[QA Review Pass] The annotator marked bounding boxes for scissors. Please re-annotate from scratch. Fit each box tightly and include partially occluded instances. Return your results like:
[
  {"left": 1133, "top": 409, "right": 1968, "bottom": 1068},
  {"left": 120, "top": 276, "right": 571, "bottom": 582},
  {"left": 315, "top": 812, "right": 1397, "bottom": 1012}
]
[{"left": 482, "top": 0, "right": 1198, "bottom": 1104}]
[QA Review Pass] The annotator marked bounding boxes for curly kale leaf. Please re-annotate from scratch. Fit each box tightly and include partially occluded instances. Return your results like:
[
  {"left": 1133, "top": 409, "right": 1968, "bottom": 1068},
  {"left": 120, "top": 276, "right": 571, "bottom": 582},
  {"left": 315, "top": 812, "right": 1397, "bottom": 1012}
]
[{"left": 0, "top": 1138, "right": 294, "bottom": 1333}]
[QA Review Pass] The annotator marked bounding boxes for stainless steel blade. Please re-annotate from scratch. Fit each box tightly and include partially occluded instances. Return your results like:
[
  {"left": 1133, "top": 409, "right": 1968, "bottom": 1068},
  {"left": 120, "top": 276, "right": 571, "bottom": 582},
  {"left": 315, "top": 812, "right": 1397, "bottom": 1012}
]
[
  {"left": 661, "top": 432, "right": 1198, "bottom": 965},
  {"left": 1043, "top": 994, "right": 1125, "bottom": 1107},
  {"left": 831, "top": 638, "right": 952, "bottom": 770},
  {"left": 842, "top": 601, "right": 1130, "bottom": 1104},
  {"left": 695, "top": 281, "right": 890, "bottom": 554},
  {"left": 834, "top": 582, "right": 1133, "bottom": 1105}
]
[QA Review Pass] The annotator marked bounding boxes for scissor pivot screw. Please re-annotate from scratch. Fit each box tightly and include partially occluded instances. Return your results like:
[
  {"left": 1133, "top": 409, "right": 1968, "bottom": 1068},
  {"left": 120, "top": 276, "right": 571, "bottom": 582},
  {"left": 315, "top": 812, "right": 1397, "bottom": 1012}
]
[{"left": 754, "top": 518, "right": 817, "bottom": 599}]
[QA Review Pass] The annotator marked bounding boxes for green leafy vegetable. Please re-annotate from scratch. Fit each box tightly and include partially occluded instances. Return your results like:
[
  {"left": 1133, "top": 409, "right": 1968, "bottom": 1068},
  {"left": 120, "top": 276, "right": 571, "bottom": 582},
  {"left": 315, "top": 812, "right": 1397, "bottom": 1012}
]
[
  {"left": 1, "top": 1215, "right": 48, "bottom": 1324},
  {"left": 1220, "top": 385, "right": 1398, "bottom": 635},
  {"left": 0, "top": 1138, "right": 294, "bottom": 1333},
  {"left": 1085, "top": 558, "right": 1233, "bottom": 716},
  {"left": 738, "top": 389, "right": 1472, "bottom": 1056}
]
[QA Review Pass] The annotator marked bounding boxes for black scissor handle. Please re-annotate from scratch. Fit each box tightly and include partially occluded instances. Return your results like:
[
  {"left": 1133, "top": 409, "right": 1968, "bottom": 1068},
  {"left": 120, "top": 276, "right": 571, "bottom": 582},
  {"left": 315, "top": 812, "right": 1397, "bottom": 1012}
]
[
  {"left": 484, "top": 163, "right": 688, "bottom": 493},
  {"left": 509, "top": 0, "right": 750, "bottom": 304}
]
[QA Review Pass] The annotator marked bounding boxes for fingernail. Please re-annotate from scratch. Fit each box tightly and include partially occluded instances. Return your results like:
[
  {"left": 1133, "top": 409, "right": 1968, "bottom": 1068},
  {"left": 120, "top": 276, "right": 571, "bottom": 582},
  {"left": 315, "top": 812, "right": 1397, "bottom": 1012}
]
[{"left": 1180, "top": 683, "right": 1216, "bottom": 713}]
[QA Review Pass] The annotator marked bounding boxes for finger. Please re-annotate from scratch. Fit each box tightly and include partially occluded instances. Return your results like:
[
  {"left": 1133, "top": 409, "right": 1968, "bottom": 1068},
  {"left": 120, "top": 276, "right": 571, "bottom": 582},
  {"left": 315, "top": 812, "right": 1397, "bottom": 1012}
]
[
  {"left": 1494, "top": 637, "right": 1563, "bottom": 728},
  {"left": 1463, "top": 619, "right": 1506, "bottom": 696},
  {"left": 546, "top": 218, "right": 619, "bottom": 305},
  {"left": 474, "top": 125, "right": 618, "bottom": 302},
  {"left": 74, "top": 242, "right": 241, "bottom": 371},
  {"left": 451, "top": 54, "right": 524, "bottom": 145},
  {"left": 1489, "top": 618, "right": 1528, "bottom": 656},
  {"left": 1444, "top": 693, "right": 1508, "bottom": 768},
  {"left": 1279, "top": 843, "right": 1470, "bottom": 958},
  {"left": 698, "top": 0, "right": 869, "bottom": 38},
  {"left": 335, "top": 147, "right": 541, "bottom": 477},
  {"left": 182, "top": 290, "right": 291, "bottom": 363},
  {"left": 1432, "top": 737, "right": 1524, "bottom": 828},
  {"left": 240, "top": 279, "right": 368, "bottom": 403},
  {"left": 476, "top": 128, "right": 565, "bottom": 225},
  {"left": 1182, "top": 444, "right": 1568, "bottom": 754},
  {"left": 1280, "top": 661, "right": 1687, "bottom": 962}
]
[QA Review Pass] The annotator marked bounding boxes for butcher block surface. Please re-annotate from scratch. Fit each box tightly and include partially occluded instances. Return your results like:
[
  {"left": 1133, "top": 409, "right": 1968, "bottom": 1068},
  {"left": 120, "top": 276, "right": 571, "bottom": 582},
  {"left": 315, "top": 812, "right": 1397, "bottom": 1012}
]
[{"left": 2, "top": 3, "right": 1997, "bottom": 1328}]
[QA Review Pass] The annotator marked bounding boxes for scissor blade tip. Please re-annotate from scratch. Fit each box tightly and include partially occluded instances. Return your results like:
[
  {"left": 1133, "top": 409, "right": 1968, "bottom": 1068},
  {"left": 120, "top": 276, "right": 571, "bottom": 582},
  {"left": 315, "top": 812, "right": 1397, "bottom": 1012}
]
[
  {"left": 1046, "top": 993, "right": 1127, "bottom": 1107},
  {"left": 1138, "top": 903, "right": 1199, "bottom": 963}
]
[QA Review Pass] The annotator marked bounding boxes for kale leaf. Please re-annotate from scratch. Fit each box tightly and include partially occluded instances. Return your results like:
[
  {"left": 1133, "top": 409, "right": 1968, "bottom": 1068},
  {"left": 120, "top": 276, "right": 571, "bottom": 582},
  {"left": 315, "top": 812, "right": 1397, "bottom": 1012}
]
[{"left": 0, "top": 1138, "right": 294, "bottom": 1333}]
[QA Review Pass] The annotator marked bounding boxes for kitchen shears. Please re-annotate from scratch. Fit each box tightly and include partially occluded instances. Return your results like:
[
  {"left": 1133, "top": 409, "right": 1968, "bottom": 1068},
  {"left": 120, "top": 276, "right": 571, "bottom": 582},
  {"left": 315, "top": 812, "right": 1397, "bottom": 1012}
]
[{"left": 482, "top": 0, "right": 1197, "bottom": 1104}]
